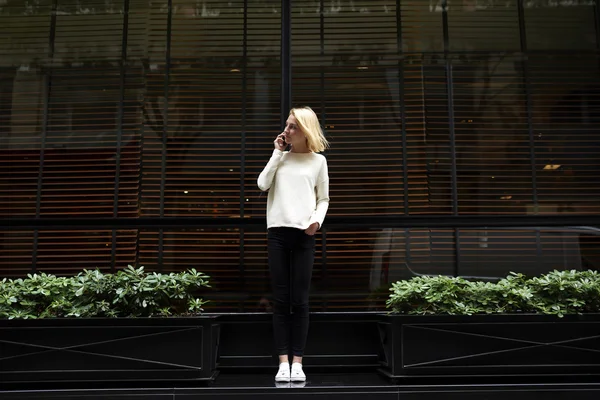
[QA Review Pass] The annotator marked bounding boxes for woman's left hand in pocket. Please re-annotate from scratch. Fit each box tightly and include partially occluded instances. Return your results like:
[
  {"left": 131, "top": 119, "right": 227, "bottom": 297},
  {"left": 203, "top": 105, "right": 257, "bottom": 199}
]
[{"left": 304, "top": 222, "right": 319, "bottom": 236}]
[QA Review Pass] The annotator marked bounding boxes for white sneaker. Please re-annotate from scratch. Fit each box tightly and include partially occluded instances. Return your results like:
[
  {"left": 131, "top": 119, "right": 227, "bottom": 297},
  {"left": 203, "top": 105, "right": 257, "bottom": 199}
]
[
  {"left": 275, "top": 362, "right": 290, "bottom": 382},
  {"left": 291, "top": 362, "right": 306, "bottom": 382}
]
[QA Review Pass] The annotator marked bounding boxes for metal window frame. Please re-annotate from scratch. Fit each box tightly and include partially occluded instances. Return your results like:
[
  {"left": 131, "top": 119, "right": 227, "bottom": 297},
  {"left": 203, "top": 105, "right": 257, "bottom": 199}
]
[{"left": 6, "top": 0, "right": 600, "bottom": 311}]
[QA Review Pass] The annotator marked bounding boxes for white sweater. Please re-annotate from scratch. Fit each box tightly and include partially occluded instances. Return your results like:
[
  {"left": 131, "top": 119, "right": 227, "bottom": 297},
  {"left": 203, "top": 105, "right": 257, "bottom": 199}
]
[{"left": 257, "top": 149, "right": 329, "bottom": 230}]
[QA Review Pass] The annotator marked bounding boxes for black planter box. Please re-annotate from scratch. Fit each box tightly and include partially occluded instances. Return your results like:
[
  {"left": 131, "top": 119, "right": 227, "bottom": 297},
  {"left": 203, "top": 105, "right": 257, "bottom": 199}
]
[
  {"left": 377, "top": 313, "right": 600, "bottom": 380},
  {"left": 0, "top": 316, "right": 220, "bottom": 385}
]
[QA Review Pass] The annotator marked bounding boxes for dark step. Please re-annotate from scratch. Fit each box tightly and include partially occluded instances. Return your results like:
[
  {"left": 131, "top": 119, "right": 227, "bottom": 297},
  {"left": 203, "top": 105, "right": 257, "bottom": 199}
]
[{"left": 2, "top": 373, "right": 600, "bottom": 400}]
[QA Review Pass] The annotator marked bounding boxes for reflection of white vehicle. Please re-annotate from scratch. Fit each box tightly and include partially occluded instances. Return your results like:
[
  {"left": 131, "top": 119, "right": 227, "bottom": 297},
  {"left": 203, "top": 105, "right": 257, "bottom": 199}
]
[{"left": 370, "top": 226, "right": 600, "bottom": 290}]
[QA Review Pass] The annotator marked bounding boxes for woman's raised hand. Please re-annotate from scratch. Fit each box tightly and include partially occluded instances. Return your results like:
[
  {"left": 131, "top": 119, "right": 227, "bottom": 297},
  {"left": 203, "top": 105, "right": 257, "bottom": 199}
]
[{"left": 274, "top": 133, "right": 287, "bottom": 151}]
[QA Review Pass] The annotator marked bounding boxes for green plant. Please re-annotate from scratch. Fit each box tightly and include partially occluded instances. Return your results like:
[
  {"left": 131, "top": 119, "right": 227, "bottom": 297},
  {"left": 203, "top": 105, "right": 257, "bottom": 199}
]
[
  {"left": 386, "top": 270, "right": 600, "bottom": 317},
  {"left": 0, "top": 266, "right": 210, "bottom": 319},
  {"left": 527, "top": 270, "right": 600, "bottom": 316}
]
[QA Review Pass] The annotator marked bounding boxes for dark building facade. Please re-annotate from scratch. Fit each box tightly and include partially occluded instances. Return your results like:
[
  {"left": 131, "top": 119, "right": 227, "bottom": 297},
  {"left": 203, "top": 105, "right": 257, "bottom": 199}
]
[{"left": 1, "top": 0, "right": 599, "bottom": 312}]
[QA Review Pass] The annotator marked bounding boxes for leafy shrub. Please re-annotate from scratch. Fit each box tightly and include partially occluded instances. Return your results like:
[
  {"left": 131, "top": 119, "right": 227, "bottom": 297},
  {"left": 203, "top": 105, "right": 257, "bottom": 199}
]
[
  {"left": 0, "top": 266, "right": 210, "bottom": 319},
  {"left": 386, "top": 270, "right": 600, "bottom": 317}
]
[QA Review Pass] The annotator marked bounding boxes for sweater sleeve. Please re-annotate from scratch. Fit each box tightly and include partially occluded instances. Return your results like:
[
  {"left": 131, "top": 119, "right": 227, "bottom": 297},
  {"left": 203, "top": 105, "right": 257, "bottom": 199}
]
[
  {"left": 309, "top": 158, "right": 330, "bottom": 229},
  {"left": 257, "top": 149, "right": 284, "bottom": 191}
]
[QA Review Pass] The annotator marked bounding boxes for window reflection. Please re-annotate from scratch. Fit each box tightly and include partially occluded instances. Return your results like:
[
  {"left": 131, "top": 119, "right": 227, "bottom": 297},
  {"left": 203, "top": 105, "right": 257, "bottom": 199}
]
[{"left": 0, "top": 0, "right": 598, "bottom": 312}]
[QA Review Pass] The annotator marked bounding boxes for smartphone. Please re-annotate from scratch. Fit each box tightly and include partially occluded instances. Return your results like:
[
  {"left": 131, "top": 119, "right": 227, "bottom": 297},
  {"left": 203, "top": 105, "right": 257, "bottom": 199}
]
[{"left": 279, "top": 135, "right": 288, "bottom": 148}]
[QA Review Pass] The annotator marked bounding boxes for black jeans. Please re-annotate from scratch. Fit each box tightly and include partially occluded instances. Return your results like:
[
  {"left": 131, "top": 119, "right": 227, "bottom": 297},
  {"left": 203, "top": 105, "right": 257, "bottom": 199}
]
[{"left": 268, "top": 227, "right": 315, "bottom": 358}]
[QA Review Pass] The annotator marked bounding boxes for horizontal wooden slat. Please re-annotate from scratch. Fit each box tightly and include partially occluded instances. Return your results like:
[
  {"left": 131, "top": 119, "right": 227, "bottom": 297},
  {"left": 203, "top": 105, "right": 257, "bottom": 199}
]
[
  {"left": 0, "top": 231, "right": 34, "bottom": 274},
  {"left": 29, "top": 229, "right": 136, "bottom": 274}
]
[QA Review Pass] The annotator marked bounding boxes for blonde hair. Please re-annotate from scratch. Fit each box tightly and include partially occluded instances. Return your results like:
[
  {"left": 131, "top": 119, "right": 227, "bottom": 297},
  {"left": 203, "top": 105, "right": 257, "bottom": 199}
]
[{"left": 290, "top": 106, "right": 329, "bottom": 153}]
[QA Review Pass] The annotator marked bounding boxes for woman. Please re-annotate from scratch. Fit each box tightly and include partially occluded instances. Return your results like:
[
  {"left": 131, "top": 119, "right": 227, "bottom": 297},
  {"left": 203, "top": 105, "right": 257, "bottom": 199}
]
[{"left": 257, "top": 106, "right": 330, "bottom": 382}]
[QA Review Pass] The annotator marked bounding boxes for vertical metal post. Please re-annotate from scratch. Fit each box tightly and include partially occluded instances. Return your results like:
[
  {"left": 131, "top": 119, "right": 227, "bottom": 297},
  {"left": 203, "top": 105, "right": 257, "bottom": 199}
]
[
  {"left": 396, "top": 0, "right": 411, "bottom": 274},
  {"left": 319, "top": 0, "right": 325, "bottom": 122},
  {"left": 442, "top": 0, "right": 450, "bottom": 54},
  {"left": 33, "top": 0, "right": 58, "bottom": 273},
  {"left": 396, "top": 0, "right": 412, "bottom": 270},
  {"left": 158, "top": 0, "right": 173, "bottom": 270},
  {"left": 447, "top": 61, "right": 461, "bottom": 277},
  {"left": 518, "top": 0, "right": 542, "bottom": 259},
  {"left": 596, "top": 0, "right": 600, "bottom": 130},
  {"left": 281, "top": 0, "right": 292, "bottom": 123},
  {"left": 111, "top": 0, "right": 130, "bottom": 272},
  {"left": 238, "top": 0, "right": 249, "bottom": 311},
  {"left": 318, "top": 0, "right": 329, "bottom": 311},
  {"left": 282, "top": 0, "right": 293, "bottom": 319},
  {"left": 442, "top": 0, "right": 461, "bottom": 276},
  {"left": 397, "top": 1, "right": 408, "bottom": 216},
  {"left": 595, "top": 0, "right": 600, "bottom": 51}
]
